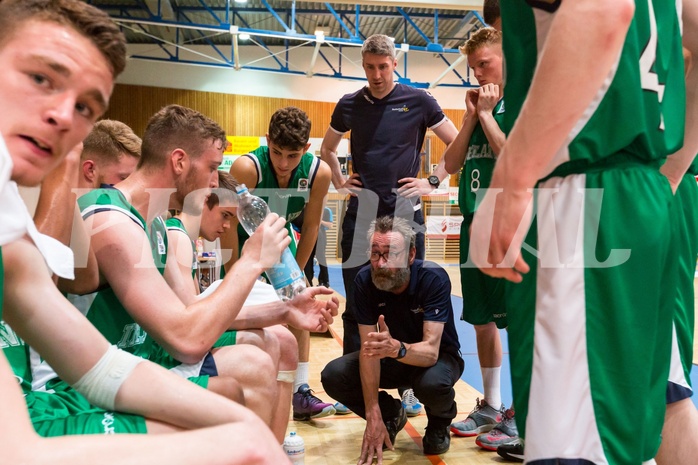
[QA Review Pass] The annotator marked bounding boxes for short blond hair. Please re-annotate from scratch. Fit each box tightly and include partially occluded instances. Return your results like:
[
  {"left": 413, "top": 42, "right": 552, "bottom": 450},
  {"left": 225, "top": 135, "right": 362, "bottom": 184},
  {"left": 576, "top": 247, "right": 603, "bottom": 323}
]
[
  {"left": 82, "top": 119, "right": 141, "bottom": 164},
  {"left": 460, "top": 27, "right": 502, "bottom": 56}
]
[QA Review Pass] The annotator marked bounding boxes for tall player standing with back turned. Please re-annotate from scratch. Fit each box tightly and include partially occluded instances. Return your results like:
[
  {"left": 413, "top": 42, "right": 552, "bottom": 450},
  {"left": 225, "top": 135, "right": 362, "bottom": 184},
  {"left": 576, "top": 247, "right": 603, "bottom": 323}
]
[{"left": 471, "top": 0, "right": 698, "bottom": 464}]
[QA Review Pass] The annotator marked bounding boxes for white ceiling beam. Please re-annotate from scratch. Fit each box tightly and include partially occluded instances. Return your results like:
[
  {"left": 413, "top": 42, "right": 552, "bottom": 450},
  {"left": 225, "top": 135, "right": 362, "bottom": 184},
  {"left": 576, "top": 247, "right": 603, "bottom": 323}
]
[{"left": 330, "top": 0, "right": 483, "bottom": 11}]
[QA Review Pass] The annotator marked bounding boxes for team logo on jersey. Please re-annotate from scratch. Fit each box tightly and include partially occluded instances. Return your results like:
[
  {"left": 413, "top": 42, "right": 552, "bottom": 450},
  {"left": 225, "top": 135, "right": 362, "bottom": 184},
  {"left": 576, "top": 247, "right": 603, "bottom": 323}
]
[
  {"left": 156, "top": 231, "right": 166, "bottom": 255},
  {"left": 0, "top": 321, "right": 23, "bottom": 348},
  {"left": 392, "top": 105, "right": 410, "bottom": 113},
  {"left": 117, "top": 323, "right": 148, "bottom": 349},
  {"left": 298, "top": 178, "right": 309, "bottom": 192},
  {"left": 362, "top": 88, "right": 375, "bottom": 104},
  {"left": 410, "top": 306, "right": 425, "bottom": 314}
]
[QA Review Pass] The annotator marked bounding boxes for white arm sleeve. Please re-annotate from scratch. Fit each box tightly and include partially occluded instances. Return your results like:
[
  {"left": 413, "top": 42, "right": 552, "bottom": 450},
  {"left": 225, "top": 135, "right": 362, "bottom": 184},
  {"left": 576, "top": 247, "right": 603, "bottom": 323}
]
[{"left": 72, "top": 345, "right": 145, "bottom": 411}]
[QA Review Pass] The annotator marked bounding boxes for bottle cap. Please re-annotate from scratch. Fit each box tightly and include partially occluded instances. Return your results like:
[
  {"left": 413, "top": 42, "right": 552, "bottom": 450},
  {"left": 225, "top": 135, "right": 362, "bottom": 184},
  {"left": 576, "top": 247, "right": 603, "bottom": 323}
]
[{"left": 236, "top": 184, "right": 248, "bottom": 195}]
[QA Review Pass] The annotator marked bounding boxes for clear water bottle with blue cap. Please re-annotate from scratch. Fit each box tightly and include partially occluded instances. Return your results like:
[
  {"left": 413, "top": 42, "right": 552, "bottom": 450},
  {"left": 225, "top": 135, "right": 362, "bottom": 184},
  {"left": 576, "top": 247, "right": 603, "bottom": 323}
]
[
  {"left": 283, "top": 431, "right": 305, "bottom": 464},
  {"left": 236, "top": 184, "right": 306, "bottom": 301}
]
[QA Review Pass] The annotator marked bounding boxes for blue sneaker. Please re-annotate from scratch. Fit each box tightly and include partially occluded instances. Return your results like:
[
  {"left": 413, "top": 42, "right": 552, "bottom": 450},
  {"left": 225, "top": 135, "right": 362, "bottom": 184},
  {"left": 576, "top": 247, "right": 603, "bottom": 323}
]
[
  {"left": 333, "top": 402, "right": 352, "bottom": 415},
  {"left": 401, "top": 388, "right": 423, "bottom": 417}
]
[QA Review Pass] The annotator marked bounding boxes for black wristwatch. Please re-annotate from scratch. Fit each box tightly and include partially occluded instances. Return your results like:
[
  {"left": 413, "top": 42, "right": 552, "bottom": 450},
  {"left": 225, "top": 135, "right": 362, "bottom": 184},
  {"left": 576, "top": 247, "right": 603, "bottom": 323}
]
[
  {"left": 427, "top": 175, "right": 440, "bottom": 188},
  {"left": 395, "top": 341, "right": 407, "bottom": 359}
]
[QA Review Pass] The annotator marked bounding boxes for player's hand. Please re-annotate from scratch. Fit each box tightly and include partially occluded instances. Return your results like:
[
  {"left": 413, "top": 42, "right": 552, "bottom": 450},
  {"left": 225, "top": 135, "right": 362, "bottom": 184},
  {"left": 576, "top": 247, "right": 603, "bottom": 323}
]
[
  {"left": 240, "top": 213, "right": 289, "bottom": 270},
  {"left": 465, "top": 88, "right": 479, "bottom": 119},
  {"left": 285, "top": 286, "right": 338, "bottom": 332},
  {"left": 477, "top": 83, "right": 500, "bottom": 115},
  {"left": 397, "top": 177, "right": 435, "bottom": 197},
  {"left": 469, "top": 168, "right": 531, "bottom": 282}
]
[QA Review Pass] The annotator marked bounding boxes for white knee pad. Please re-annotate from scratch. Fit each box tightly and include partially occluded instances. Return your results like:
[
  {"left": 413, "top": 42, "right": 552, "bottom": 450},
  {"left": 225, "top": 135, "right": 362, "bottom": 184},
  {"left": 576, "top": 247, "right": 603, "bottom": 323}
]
[{"left": 72, "top": 345, "right": 144, "bottom": 410}]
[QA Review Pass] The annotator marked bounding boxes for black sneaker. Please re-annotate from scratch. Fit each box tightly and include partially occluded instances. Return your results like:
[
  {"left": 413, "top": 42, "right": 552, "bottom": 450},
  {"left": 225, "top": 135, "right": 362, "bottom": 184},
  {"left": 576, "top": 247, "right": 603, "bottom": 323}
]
[
  {"left": 497, "top": 438, "right": 524, "bottom": 462},
  {"left": 422, "top": 425, "right": 450, "bottom": 455},
  {"left": 383, "top": 405, "right": 407, "bottom": 449}
]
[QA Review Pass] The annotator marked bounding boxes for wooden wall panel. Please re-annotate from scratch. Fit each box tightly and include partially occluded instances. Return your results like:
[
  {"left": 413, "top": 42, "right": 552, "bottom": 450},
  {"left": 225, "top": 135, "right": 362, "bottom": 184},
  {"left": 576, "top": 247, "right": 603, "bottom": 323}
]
[
  {"left": 104, "top": 84, "right": 465, "bottom": 184},
  {"left": 105, "top": 84, "right": 342, "bottom": 140}
]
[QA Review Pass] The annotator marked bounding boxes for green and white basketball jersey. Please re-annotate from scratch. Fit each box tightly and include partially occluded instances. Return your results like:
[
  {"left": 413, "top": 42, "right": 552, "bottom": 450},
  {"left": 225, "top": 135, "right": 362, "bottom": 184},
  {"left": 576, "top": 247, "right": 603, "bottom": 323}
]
[
  {"left": 1, "top": 320, "right": 31, "bottom": 394},
  {"left": 237, "top": 146, "right": 321, "bottom": 257},
  {"left": 166, "top": 216, "right": 197, "bottom": 278},
  {"left": 501, "top": 0, "right": 686, "bottom": 176},
  {"left": 459, "top": 99, "right": 505, "bottom": 220},
  {"left": 73, "top": 188, "right": 168, "bottom": 358}
]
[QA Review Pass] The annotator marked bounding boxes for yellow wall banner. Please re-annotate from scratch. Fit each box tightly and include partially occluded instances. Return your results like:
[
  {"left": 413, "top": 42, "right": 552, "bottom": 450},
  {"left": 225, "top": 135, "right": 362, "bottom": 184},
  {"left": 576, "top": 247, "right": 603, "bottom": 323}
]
[{"left": 224, "top": 136, "right": 262, "bottom": 155}]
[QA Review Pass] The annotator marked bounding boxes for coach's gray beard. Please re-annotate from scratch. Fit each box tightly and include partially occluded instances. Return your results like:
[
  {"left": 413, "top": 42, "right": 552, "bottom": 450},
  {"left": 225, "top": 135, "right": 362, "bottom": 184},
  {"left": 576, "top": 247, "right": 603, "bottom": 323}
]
[{"left": 371, "top": 266, "right": 410, "bottom": 292}]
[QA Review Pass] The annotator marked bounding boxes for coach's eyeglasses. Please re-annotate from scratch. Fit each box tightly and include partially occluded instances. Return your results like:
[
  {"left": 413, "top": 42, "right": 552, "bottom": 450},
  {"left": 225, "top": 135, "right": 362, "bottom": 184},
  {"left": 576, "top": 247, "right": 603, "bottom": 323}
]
[{"left": 369, "top": 248, "right": 405, "bottom": 263}]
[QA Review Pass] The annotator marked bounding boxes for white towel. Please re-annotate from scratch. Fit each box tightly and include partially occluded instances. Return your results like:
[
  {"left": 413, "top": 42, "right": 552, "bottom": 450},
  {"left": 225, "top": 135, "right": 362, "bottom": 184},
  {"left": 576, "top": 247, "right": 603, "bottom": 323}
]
[{"left": 0, "top": 134, "right": 74, "bottom": 279}]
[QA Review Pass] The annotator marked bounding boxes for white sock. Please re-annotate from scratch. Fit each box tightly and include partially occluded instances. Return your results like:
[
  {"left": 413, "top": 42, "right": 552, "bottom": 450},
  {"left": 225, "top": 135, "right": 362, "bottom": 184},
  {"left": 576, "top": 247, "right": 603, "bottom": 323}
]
[
  {"left": 481, "top": 366, "right": 502, "bottom": 408},
  {"left": 294, "top": 362, "right": 309, "bottom": 393}
]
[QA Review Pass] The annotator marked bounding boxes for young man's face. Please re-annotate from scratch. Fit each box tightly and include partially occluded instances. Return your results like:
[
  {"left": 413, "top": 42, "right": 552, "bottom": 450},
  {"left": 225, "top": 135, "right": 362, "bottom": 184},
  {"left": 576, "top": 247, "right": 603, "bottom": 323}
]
[
  {"left": 362, "top": 53, "right": 397, "bottom": 97},
  {"left": 200, "top": 204, "right": 236, "bottom": 242},
  {"left": 266, "top": 138, "right": 310, "bottom": 178},
  {"left": 0, "top": 20, "right": 114, "bottom": 186},
  {"left": 467, "top": 44, "right": 504, "bottom": 87},
  {"left": 95, "top": 154, "right": 139, "bottom": 187},
  {"left": 176, "top": 140, "right": 224, "bottom": 213}
]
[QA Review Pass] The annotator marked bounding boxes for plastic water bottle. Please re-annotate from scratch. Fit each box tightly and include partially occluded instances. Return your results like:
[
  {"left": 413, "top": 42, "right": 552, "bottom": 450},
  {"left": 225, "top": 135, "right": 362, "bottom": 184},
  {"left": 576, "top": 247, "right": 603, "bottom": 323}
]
[
  {"left": 283, "top": 431, "right": 305, "bottom": 464},
  {"left": 236, "top": 185, "right": 306, "bottom": 301}
]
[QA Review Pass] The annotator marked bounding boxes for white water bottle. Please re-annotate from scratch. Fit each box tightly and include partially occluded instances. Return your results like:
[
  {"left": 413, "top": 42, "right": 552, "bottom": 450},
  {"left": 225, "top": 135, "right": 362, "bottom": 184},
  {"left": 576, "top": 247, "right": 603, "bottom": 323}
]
[
  {"left": 236, "top": 185, "right": 306, "bottom": 301},
  {"left": 283, "top": 431, "right": 305, "bottom": 464}
]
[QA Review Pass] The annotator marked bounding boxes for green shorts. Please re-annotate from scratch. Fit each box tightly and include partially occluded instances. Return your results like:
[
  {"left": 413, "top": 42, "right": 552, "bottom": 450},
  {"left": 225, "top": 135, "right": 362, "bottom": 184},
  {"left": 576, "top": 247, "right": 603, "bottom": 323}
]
[
  {"left": 667, "top": 173, "right": 698, "bottom": 402},
  {"left": 33, "top": 409, "right": 147, "bottom": 436},
  {"left": 213, "top": 330, "right": 238, "bottom": 348},
  {"left": 27, "top": 388, "right": 147, "bottom": 436},
  {"left": 506, "top": 165, "right": 673, "bottom": 464},
  {"left": 187, "top": 375, "right": 210, "bottom": 388},
  {"left": 459, "top": 220, "right": 507, "bottom": 328}
]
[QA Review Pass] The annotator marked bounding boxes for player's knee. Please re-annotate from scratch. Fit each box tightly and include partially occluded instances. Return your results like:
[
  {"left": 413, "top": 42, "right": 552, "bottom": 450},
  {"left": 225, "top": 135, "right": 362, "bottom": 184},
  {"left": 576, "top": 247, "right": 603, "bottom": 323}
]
[
  {"left": 222, "top": 376, "right": 246, "bottom": 405},
  {"left": 207, "top": 375, "right": 246, "bottom": 406},
  {"left": 268, "top": 325, "right": 298, "bottom": 368},
  {"left": 246, "top": 347, "right": 277, "bottom": 390}
]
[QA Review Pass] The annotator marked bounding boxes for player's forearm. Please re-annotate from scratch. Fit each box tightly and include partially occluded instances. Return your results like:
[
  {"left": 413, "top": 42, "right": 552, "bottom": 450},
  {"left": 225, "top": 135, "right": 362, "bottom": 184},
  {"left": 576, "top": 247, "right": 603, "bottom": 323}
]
[
  {"left": 160, "top": 256, "right": 262, "bottom": 362},
  {"left": 227, "top": 300, "right": 288, "bottom": 330},
  {"left": 2, "top": 240, "right": 111, "bottom": 385},
  {"left": 115, "top": 361, "right": 258, "bottom": 428},
  {"left": 662, "top": 7, "right": 698, "bottom": 191},
  {"left": 443, "top": 117, "right": 477, "bottom": 174},
  {"left": 478, "top": 111, "right": 506, "bottom": 157},
  {"left": 296, "top": 226, "right": 319, "bottom": 270},
  {"left": 499, "top": 0, "right": 634, "bottom": 189}
]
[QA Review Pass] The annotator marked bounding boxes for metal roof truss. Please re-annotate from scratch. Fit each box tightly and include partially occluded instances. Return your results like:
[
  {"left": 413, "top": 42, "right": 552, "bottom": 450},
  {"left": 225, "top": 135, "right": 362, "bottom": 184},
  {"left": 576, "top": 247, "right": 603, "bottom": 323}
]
[{"left": 89, "top": 0, "right": 486, "bottom": 88}]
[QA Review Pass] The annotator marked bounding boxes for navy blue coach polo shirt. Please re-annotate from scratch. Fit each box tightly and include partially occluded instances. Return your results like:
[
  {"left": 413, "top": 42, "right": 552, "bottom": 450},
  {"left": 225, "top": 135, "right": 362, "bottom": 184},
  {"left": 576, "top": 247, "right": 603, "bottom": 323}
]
[{"left": 354, "top": 259, "right": 460, "bottom": 355}]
